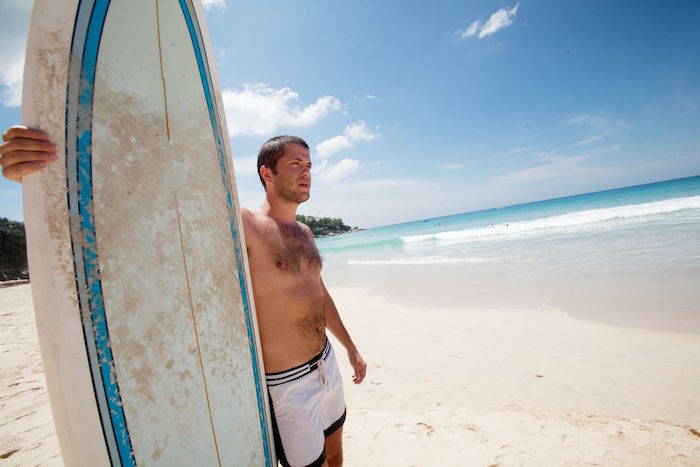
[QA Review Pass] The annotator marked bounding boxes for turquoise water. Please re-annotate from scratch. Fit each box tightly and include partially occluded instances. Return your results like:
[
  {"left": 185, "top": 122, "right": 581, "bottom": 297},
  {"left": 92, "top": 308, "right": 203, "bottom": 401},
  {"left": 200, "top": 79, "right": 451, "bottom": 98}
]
[{"left": 318, "top": 175, "right": 700, "bottom": 332}]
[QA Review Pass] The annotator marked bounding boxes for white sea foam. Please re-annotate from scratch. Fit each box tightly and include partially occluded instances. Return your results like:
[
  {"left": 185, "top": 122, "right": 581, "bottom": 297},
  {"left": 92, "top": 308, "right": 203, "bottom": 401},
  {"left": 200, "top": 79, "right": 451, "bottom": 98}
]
[
  {"left": 401, "top": 195, "right": 700, "bottom": 244},
  {"left": 348, "top": 256, "right": 503, "bottom": 265}
]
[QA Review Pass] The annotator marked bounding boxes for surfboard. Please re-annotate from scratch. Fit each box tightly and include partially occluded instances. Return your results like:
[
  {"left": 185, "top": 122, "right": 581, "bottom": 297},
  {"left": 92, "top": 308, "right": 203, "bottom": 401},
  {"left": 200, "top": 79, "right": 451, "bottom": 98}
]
[{"left": 21, "top": 0, "right": 275, "bottom": 465}]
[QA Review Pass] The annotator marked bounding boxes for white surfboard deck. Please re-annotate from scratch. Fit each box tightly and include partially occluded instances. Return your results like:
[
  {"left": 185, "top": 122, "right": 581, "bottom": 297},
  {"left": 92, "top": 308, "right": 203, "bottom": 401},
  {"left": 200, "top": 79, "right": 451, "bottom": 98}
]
[{"left": 21, "top": 0, "right": 275, "bottom": 465}]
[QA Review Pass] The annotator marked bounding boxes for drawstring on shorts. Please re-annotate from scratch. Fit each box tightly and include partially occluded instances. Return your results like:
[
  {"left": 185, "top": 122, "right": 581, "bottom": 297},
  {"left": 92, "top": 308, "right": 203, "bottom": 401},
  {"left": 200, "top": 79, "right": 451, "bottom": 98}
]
[
  {"left": 318, "top": 360, "right": 329, "bottom": 391},
  {"left": 266, "top": 338, "right": 332, "bottom": 388}
]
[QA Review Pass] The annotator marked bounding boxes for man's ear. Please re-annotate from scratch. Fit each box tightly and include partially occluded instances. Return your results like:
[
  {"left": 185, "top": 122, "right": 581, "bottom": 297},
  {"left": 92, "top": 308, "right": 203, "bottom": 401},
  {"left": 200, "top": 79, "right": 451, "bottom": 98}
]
[{"left": 260, "top": 165, "right": 274, "bottom": 185}]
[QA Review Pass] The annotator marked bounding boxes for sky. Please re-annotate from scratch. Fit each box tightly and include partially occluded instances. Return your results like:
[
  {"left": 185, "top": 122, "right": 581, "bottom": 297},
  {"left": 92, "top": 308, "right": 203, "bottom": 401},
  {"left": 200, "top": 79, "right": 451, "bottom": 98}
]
[{"left": 1, "top": 0, "right": 699, "bottom": 228}]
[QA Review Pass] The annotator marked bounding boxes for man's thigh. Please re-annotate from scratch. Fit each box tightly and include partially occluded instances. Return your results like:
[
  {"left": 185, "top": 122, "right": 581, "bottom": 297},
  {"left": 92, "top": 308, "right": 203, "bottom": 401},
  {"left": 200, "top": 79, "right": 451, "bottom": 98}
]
[{"left": 325, "top": 425, "right": 343, "bottom": 466}]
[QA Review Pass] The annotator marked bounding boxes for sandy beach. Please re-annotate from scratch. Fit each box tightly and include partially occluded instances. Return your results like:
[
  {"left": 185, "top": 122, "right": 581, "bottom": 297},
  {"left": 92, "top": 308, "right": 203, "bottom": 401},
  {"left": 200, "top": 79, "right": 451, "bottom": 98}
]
[
  {"left": 0, "top": 285, "right": 60, "bottom": 466},
  {"left": 2, "top": 282, "right": 700, "bottom": 466},
  {"left": 330, "top": 286, "right": 700, "bottom": 466}
]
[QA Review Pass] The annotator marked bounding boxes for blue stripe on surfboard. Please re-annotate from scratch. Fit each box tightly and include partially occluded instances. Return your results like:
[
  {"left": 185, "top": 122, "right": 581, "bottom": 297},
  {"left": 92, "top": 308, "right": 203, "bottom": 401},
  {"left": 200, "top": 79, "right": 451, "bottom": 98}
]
[
  {"left": 65, "top": 0, "right": 135, "bottom": 465},
  {"left": 178, "top": 1, "right": 274, "bottom": 465},
  {"left": 64, "top": 0, "right": 116, "bottom": 463}
]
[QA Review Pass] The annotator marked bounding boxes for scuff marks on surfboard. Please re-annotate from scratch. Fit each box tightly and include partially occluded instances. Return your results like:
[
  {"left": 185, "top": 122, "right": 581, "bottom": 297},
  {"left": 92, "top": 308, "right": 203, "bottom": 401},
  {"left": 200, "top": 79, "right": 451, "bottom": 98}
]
[
  {"left": 25, "top": 0, "right": 274, "bottom": 464},
  {"left": 177, "top": 3, "right": 273, "bottom": 458},
  {"left": 65, "top": 2, "right": 137, "bottom": 465}
]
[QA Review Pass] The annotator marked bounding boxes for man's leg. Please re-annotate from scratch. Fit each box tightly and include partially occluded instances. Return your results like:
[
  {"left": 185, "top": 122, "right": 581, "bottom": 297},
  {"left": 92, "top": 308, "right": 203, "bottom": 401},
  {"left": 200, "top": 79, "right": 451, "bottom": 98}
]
[{"left": 324, "top": 426, "right": 343, "bottom": 467}]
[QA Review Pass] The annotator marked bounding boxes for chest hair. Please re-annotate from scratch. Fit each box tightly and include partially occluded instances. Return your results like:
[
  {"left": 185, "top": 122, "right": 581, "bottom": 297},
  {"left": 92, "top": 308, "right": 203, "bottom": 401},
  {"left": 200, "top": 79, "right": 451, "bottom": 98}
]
[{"left": 272, "top": 223, "right": 323, "bottom": 274}]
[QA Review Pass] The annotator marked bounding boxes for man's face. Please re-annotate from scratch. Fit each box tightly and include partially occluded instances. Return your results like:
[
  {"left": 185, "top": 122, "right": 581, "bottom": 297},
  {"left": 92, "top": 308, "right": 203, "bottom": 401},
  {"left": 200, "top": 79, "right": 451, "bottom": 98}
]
[{"left": 270, "top": 143, "right": 312, "bottom": 204}]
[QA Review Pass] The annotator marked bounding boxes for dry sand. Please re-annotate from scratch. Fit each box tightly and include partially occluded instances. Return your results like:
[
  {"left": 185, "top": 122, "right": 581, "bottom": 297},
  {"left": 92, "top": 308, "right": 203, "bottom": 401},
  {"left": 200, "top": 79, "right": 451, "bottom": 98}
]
[
  {"left": 1, "top": 285, "right": 60, "bottom": 466},
  {"left": 329, "top": 287, "right": 700, "bottom": 466},
  {"left": 2, "top": 283, "right": 700, "bottom": 466}
]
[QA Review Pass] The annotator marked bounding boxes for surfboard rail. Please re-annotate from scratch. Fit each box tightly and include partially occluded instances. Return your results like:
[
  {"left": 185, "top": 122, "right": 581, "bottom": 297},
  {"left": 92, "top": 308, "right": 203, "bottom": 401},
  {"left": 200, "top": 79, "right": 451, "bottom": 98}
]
[{"left": 22, "top": 1, "right": 275, "bottom": 465}]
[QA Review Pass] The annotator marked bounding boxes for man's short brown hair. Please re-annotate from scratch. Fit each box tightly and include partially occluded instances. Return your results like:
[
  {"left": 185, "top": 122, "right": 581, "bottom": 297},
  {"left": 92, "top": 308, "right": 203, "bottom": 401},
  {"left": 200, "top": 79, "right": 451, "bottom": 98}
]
[{"left": 257, "top": 135, "right": 309, "bottom": 190}]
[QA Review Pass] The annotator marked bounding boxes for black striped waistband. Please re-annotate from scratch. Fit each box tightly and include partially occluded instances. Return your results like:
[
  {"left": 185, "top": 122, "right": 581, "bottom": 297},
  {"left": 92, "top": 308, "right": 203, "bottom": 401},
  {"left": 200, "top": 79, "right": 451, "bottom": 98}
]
[{"left": 266, "top": 339, "right": 331, "bottom": 387}]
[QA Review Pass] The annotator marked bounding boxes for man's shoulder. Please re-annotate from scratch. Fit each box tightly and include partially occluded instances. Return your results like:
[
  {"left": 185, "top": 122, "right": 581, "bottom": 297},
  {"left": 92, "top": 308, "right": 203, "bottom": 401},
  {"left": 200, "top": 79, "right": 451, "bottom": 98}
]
[
  {"left": 241, "top": 207, "right": 256, "bottom": 223},
  {"left": 241, "top": 208, "right": 265, "bottom": 239},
  {"left": 241, "top": 209, "right": 275, "bottom": 255},
  {"left": 241, "top": 207, "right": 267, "bottom": 226},
  {"left": 241, "top": 207, "right": 276, "bottom": 238},
  {"left": 295, "top": 220, "right": 314, "bottom": 239}
]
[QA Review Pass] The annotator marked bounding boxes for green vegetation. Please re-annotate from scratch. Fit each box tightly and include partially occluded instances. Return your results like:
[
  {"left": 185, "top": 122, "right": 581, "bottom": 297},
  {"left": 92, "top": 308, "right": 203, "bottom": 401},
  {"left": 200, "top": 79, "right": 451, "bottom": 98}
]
[
  {"left": 296, "top": 215, "right": 353, "bottom": 237},
  {"left": 0, "top": 218, "right": 28, "bottom": 281}
]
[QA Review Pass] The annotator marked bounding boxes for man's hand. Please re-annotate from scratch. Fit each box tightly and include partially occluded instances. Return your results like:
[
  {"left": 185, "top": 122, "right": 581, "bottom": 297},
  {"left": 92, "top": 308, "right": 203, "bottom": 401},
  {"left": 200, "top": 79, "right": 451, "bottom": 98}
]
[
  {"left": 0, "top": 126, "right": 57, "bottom": 183},
  {"left": 348, "top": 348, "right": 367, "bottom": 384}
]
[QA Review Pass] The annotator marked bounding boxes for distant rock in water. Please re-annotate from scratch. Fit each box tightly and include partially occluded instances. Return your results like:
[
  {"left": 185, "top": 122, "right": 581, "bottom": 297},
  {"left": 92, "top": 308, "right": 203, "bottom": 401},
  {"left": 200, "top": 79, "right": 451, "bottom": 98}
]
[{"left": 296, "top": 214, "right": 355, "bottom": 237}]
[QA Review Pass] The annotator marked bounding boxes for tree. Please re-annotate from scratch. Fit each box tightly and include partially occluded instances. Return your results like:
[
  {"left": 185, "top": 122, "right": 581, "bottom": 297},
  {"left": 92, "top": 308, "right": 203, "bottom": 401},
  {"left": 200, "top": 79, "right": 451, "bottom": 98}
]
[
  {"left": 0, "top": 218, "right": 28, "bottom": 281},
  {"left": 296, "top": 215, "right": 352, "bottom": 237}
]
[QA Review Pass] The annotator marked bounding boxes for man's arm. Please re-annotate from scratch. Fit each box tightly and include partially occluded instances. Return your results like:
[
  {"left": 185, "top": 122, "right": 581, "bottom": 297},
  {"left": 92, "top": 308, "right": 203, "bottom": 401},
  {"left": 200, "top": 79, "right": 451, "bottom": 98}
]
[
  {"left": 0, "top": 126, "right": 57, "bottom": 183},
  {"left": 240, "top": 208, "right": 257, "bottom": 253},
  {"left": 321, "top": 277, "right": 367, "bottom": 384}
]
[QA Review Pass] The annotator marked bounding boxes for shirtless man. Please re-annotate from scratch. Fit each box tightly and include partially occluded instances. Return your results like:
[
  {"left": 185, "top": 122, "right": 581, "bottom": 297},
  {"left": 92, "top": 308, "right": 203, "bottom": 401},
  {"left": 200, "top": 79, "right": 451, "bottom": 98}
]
[{"left": 1, "top": 128, "right": 367, "bottom": 467}]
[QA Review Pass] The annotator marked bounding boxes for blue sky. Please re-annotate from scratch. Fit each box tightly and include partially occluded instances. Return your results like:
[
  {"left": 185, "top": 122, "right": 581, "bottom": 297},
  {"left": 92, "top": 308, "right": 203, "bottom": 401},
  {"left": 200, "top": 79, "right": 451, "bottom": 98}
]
[{"left": 1, "top": 0, "right": 699, "bottom": 227}]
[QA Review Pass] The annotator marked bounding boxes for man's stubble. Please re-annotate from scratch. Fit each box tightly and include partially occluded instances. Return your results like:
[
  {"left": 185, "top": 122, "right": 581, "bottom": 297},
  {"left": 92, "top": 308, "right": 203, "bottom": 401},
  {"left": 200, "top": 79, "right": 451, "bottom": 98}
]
[{"left": 274, "top": 178, "right": 310, "bottom": 205}]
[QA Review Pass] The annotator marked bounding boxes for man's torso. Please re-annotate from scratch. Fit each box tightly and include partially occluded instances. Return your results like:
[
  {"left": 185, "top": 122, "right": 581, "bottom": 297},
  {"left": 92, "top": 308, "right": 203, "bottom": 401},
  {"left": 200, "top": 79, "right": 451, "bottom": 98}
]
[{"left": 242, "top": 209, "right": 326, "bottom": 372}]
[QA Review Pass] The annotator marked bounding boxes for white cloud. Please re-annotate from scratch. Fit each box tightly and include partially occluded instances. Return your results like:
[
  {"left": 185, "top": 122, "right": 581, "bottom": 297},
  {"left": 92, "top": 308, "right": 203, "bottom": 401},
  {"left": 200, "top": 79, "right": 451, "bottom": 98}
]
[
  {"left": 0, "top": 55, "right": 23, "bottom": 107},
  {"left": 460, "top": 3, "right": 519, "bottom": 40},
  {"left": 566, "top": 113, "right": 605, "bottom": 126},
  {"left": 510, "top": 146, "right": 535, "bottom": 154},
  {"left": 309, "top": 120, "right": 379, "bottom": 187},
  {"left": 346, "top": 121, "right": 377, "bottom": 141},
  {"left": 480, "top": 3, "right": 519, "bottom": 38},
  {"left": 461, "top": 21, "right": 480, "bottom": 38},
  {"left": 317, "top": 135, "right": 353, "bottom": 158},
  {"left": 0, "top": 1, "right": 32, "bottom": 107},
  {"left": 202, "top": 0, "right": 226, "bottom": 10},
  {"left": 314, "top": 158, "right": 360, "bottom": 183},
  {"left": 498, "top": 143, "right": 623, "bottom": 184},
  {"left": 339, "top": 178, "right": 424, "bottom": 190},
  {"left": 302, "top": 177, "right": 437, "bottom": 227},
  {"left": 221, "top": 84, "right": 340, "bottom": 137},
  {"left": 442, "top": 163, "right": 464, "bottom": 170},
  {"left": 498, "top": 154, "right": 589, "bottom": 183},
  {"left": 574, "top": 131, "right": 610, "bottom": 146},
  {"left": 316, "top": 121, "right": 378, "bottom": 158},
  {"left": 232, "top": 155, "right": 258, "bottom": 176},
  {"left": 566, "top": 113, "right": 631, "bottom": 146}
]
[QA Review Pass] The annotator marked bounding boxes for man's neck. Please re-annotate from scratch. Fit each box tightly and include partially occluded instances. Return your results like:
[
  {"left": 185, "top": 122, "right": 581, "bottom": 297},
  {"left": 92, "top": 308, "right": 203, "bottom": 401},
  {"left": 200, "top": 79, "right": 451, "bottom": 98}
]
[{"left": 260, "top": 195, "right": 298, "bottom": 225}]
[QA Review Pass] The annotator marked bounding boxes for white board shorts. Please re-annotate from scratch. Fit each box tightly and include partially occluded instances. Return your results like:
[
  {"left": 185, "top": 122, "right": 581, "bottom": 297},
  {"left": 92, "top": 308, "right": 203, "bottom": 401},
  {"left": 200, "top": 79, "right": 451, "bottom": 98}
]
[{"left": 266, "top": 339, "right": 346, "bottom": 467}]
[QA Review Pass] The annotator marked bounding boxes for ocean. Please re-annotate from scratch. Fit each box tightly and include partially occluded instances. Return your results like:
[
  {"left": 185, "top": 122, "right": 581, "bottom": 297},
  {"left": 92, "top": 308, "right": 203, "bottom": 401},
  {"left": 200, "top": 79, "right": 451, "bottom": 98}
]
[{"left": 318, "top": 175, "right": 700, "bottom": 333}]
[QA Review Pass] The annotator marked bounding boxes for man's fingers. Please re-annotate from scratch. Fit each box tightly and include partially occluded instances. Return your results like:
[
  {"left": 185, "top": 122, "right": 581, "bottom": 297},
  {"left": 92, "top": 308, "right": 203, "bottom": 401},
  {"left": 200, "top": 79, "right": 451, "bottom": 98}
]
[
  {"left": 353, "top": 364, "right": 367, "bottom": 384},
  {"left": 0, "top": 150, "right": 57, "bottom": 168},
  {"left": 0, "top": 147, "right": 57, "bottom": 184},
  {"left": 0, "top": 126, "right": 58, "bottom": 184},
  {"left": 0, "top": 137, "right": 58, "bottom": 155},
  {"left": 1, "top": 125, "right": 50, "bottom": 143},
  {"left": 2, "top": 161, "right": 50, "bottom": 183}
]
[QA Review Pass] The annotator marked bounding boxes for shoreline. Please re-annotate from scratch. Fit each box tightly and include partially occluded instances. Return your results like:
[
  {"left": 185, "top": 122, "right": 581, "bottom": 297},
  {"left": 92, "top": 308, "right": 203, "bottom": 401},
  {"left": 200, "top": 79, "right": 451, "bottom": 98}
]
[
  {"left": 0, "top": 279, "right": 30, "bottom": 289},
  {"left": 2, "top": 283, "right": 699, "bottom": 465},
  {"left": 321, "top": 263, "right": 700, "bottom": 335}
]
